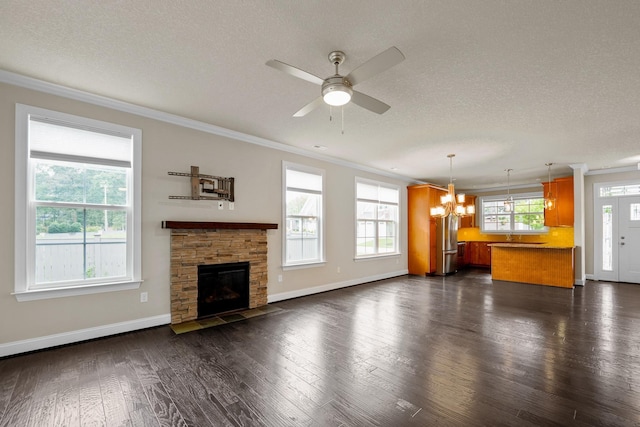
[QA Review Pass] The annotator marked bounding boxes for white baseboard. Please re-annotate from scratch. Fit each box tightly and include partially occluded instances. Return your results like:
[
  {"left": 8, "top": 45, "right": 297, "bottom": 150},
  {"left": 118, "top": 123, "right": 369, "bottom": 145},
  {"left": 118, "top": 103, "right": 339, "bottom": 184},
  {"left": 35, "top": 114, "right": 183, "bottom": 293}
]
[
  {"left": 0, "top": 314, "right": 170, "bottom": 358},
  {"left": 268, "top": 270, "right": 408, "bottom": 303},
  {"left": 586, "top": 274, "right": 596, "bottom": 281}
]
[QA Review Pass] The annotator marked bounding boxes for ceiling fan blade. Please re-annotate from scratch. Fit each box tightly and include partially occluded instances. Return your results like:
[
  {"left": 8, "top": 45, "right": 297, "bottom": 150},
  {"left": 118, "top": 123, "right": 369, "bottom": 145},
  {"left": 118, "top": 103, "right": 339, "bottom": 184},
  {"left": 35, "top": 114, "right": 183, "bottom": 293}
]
[
  {"left": 293, "top": 96, "right": 324, "bottom": 117},
  {"left": 351, "top": 91, "right": 391, "bottom": 114},
  {"left": 266, "top": 59, "right": 325, "bottom": 86},
  {"left": 345, "top": 46, "right": 405, "bottom": 86}
]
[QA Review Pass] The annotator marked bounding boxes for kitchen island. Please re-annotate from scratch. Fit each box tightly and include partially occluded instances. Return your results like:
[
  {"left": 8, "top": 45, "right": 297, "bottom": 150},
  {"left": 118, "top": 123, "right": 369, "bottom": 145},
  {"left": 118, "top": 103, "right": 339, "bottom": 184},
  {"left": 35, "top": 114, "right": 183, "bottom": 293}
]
[{"left": 490, "top": 243, "right": 575, "bottom": 288}]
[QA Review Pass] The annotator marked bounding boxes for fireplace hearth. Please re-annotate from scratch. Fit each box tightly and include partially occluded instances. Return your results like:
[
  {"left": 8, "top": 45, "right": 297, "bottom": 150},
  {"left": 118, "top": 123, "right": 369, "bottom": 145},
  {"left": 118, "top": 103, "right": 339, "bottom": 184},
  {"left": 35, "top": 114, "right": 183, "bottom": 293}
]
[{"left": 198, "top": 262, "right": 250, "bottom": 318}]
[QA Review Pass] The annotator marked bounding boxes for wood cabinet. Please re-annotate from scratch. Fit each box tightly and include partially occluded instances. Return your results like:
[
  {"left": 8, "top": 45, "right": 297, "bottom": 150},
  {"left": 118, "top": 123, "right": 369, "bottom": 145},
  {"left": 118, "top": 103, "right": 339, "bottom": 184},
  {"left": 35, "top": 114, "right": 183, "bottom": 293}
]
[
  {"left": 467, "top": 241, "right": 492, "bottom": 267},
  {"left": 459, "top": 195, "right": 476, "bottom": 228},
  {"left": 408, "top": 184, "right": 446, "bottom": 275},
  {"left": 463, "top": 242, "right": 472, "bottom": 265},
  {"left": 457, "top": 242, "right": 468, "bottom": 268},
  {"left": 543, "top": 176, "right": 574, "bottom": 227}
]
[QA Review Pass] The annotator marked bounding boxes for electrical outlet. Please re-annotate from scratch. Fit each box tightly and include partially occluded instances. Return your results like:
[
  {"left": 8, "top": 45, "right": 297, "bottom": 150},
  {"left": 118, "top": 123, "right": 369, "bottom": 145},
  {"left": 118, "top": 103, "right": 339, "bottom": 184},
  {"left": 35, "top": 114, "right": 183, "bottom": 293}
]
[
  {"left": 278, "top": 274, "right": 283, "bottom": 282},
  {"left": 228, "top": 202, "right": 235, "bottom": 211},
  {"left": 337, "top": 266, "right": 341, "bottom": 273},
  {"left": 218, "top": 201, "right": 224, "bottom": 210},
  {"left": 140, "top": 292, "right": 148, "bottom": 303}
]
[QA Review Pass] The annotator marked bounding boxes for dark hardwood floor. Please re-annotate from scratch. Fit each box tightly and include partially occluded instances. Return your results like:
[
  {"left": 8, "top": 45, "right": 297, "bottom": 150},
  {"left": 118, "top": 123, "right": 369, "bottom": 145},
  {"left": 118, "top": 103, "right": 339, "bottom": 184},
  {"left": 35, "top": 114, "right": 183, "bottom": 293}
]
[{"left": 2, "top": 269, "right": 640, "bottom": 426}]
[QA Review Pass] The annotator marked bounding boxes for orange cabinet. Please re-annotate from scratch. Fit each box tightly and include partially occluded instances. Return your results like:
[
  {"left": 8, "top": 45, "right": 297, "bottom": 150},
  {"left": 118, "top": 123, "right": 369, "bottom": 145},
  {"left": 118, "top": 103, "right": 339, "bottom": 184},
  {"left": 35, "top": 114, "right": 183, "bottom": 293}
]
[
  {"left": 408, "top": 184, "right": 446, "bottom": 275},
  {"left": 543, "top": 176, "right": 574, "bottom": 227},
  {"left": 467, "top": 241, "right": 492, "bottom": 267}
]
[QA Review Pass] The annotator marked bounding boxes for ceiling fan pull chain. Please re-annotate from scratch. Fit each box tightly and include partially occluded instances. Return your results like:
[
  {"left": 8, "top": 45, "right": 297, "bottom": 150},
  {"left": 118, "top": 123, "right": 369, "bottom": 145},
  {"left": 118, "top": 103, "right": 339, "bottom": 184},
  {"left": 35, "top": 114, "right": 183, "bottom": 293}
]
[
  {"left": 329, "top": 105, "right": 333, "bottom": 122},
  {"left": 341, "top": 106, "right": 345, "bottom": 134}
]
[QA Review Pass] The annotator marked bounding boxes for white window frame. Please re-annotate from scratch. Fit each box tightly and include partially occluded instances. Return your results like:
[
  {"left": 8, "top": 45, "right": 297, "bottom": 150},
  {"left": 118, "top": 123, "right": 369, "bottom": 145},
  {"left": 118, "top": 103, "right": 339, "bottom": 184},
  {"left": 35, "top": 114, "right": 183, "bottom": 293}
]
[
  {"left": 282, "top": 162, "right": 325, "bottom": 268},
  {"left": 355, "top": 178, "right": 400, "bottom": 259},
  {"left": 14, "top": 104, "right": 142, "bottom": 301},
  {"left": 479, "top": 192, "right": 546, "bottom": 234}
]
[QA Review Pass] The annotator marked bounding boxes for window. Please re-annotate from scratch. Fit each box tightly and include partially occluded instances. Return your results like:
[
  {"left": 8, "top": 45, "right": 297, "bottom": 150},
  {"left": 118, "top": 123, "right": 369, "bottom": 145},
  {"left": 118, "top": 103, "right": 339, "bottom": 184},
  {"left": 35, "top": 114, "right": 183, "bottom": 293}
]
[
  {"left": 15, "top": 104, "right": 141, "bottom": 300},
  {"left": 356, "top": 179, "right": 400, "bottom": 257},
  {"left": 631, "top": 203, "right": 640, "bottom": 221},
  {"left": 599, "top": 184, "right": 640, "bottom": 197},
  {"left": 283, "top": 163, "right": 324, "bottom": 266},
  {"left": 480, "top": 192, "right": 545, "bottom": 233},
  {"left": 602, "top": 204, "right": 613, "bottom": 271}
]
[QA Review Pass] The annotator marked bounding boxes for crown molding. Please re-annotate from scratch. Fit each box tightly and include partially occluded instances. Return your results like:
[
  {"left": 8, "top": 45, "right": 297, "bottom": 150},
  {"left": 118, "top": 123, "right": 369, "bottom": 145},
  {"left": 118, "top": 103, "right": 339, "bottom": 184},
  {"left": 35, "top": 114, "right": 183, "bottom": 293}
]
[
  {"left": 0, "top": 69, "right": 415, "bottom": 183},
  {"left": 585, "top": 165, "right": 640, "bottom": 176}
]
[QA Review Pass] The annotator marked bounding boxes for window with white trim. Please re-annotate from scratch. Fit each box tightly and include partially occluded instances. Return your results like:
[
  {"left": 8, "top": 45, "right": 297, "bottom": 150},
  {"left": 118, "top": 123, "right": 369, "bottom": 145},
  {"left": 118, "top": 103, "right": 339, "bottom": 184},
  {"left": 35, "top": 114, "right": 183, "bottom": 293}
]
[
  {"left": 480, "top": 192, "right": 545, "bottom": 233},
  {"left": 283, "top": 163, "right": 324, "bottom": 266},
  {"left": 15, "top": 104, "right": 141, "bottom": 300},
  {"left": 356, "top": 179, "right": 400, "bottom": 257}
]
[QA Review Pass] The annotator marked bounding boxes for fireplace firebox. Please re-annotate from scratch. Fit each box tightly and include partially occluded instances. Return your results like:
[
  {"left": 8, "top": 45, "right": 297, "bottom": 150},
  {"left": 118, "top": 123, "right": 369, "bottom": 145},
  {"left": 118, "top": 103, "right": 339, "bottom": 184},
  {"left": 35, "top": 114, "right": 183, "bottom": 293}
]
[{"left": 197, "top": 262, "right": 250, "bottom": 318}]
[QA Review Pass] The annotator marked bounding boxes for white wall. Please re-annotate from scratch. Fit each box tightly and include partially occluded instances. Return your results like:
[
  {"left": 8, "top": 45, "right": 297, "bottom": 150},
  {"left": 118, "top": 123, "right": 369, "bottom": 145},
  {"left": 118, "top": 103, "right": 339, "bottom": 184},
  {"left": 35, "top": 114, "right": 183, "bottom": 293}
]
[{"left": 0, "top": 81, "right": 410, "bottom": 355}]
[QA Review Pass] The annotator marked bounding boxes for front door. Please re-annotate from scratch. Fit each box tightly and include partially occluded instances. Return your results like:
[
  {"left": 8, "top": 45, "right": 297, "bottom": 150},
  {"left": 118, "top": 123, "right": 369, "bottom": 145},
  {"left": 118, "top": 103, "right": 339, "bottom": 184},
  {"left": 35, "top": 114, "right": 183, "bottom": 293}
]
[
  {"left": 595, "top": 182, "right": 640, "bottom": 284},
  {"left": 618, "top": 196, "right": 640, "bottom": 283}
]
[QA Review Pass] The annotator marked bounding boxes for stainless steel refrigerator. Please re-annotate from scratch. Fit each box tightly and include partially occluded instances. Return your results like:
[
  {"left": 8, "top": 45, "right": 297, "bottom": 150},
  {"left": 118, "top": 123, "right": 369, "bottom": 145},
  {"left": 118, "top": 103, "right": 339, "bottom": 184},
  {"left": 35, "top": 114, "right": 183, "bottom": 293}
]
[{"left": 436, "top": 214, "right": 458, "bottom": 275}]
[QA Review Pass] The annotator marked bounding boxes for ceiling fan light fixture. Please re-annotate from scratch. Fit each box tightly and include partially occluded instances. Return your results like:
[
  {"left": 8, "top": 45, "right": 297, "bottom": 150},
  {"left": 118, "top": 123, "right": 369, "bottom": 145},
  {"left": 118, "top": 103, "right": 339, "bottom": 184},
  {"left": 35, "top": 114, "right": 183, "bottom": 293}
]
[{"left": 322, "top": 79, "right": 353, "bottom": 106}]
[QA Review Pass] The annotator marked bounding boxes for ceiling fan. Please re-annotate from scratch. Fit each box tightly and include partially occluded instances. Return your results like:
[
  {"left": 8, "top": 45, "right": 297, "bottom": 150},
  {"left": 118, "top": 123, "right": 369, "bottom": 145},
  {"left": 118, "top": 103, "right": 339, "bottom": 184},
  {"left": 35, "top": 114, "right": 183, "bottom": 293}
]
[{"left": 266, "top": 46, "right": 405, "bottom": 117}]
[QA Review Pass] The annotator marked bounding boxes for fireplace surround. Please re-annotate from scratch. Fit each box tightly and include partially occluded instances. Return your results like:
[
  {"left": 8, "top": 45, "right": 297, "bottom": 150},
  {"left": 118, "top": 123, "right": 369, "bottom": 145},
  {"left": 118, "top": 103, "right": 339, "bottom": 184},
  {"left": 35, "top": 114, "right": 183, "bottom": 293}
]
[{"left": 163, "top": 221, "right": 278, "bottom": 324}]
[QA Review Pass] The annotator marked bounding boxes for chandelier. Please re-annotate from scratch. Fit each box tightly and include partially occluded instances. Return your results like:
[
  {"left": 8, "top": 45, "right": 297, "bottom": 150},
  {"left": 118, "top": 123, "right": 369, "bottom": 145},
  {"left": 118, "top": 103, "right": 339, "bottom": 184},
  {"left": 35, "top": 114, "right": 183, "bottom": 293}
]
[
  {"left": 544, "top": 163, "right": 556, "bottom": 210},
  {"left": 430, "top": 154, "right": 476, "bottom": 217}
]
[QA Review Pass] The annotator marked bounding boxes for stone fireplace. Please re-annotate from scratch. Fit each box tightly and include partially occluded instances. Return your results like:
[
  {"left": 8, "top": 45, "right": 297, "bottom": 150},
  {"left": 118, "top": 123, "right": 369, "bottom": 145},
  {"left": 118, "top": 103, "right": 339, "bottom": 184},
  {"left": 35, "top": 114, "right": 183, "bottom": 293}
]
[{"left": 162, "top": 221, "right": 278, "bottom": 324}]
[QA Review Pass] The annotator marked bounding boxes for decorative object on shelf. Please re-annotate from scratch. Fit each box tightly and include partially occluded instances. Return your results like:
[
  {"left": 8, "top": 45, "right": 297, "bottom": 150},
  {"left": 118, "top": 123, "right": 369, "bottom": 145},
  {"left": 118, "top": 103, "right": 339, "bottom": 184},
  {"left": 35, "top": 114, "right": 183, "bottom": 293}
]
[
  {"left": 504, "top": 168, "right": 514, "bottom": 212},
  {"left": 430, "top": 154, "right": 475, "bottom": 217},
  {"left": 544, "top": 163, "right": 556, "bottom": 211},
  {"left": 168, "top": 166, "right": 234, "bottom": 201}
]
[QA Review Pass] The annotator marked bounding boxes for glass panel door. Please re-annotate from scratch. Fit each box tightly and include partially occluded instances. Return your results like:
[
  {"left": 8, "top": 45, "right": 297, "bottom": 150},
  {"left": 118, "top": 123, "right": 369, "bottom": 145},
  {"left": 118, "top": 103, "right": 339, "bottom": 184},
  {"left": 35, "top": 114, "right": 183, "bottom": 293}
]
[{"left": 595, "top": 181, "right": 640, "bottom": 283}]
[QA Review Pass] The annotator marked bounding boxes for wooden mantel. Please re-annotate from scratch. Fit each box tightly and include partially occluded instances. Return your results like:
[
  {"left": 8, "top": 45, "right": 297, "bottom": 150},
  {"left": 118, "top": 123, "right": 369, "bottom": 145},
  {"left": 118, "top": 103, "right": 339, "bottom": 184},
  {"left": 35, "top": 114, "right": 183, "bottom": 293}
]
[{"left": 161, "top": 221, "right": 278, "bottom": 230}]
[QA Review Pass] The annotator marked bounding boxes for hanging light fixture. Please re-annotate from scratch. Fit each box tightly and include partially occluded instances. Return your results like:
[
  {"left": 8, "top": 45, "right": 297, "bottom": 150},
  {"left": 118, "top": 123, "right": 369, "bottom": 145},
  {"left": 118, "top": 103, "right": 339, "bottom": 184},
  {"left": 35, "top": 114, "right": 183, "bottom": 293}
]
[
  {"left": 544, "top": 163, "right": 556, "bottom": 211},
  {"left": 430, "top": 154, "right": 476, "bottom": 217},
  {"left": 322, "top": 77, "right": 352, "bottom": 106},
  {"left": 504, "top": 168, "right": 514, "bottom": 212},
  {"left": 322, "top": 52, "right": 353, "bottom": 107}
]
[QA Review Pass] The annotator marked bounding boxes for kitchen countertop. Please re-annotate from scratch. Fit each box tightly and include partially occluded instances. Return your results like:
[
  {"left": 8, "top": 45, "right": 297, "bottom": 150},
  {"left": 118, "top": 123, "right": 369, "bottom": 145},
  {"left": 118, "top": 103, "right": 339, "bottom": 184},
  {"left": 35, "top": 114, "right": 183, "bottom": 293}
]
[{"left": 488, "top": 243, "right": 574, "bottom": 249}]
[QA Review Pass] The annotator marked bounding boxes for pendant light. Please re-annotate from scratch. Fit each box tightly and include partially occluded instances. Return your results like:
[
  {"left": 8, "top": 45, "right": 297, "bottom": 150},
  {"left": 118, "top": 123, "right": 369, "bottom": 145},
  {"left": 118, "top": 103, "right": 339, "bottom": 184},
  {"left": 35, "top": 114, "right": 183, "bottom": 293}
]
[
  {"left": 544, "top": 163, "right": 556, "bottom": 211},
  {"left": 504, "top": 169, "right": 514, "bottom": 212}
]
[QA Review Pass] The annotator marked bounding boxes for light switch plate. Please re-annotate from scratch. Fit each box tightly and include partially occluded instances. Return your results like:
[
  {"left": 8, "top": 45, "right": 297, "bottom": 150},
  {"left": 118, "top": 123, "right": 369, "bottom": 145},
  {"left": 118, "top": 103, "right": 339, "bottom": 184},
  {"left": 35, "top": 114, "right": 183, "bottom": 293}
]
[{"left": 229, "top": 202, "right": 235, "bottom": 210}]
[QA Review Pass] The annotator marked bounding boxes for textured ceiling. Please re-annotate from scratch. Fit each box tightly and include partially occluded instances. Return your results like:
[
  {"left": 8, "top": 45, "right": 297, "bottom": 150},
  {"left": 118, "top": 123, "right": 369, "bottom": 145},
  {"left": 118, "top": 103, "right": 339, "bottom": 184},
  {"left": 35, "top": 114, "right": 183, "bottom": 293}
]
[{"left": 1, "top": 1, "right": 639, "bottom": 190}]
